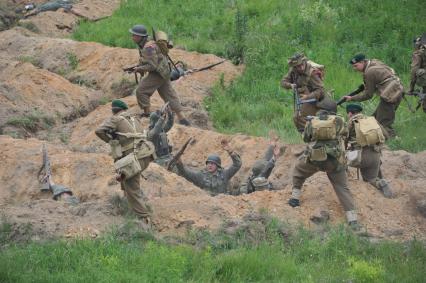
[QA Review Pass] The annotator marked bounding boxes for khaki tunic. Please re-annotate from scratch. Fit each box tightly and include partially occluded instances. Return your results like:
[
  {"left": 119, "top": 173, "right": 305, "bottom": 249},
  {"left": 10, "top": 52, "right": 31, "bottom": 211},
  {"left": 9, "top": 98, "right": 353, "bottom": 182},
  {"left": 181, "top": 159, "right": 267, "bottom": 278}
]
[
  {"left": 346, "top": 114, "right": 388, "bottom": 189},
  {"left": 351, "top": 60, "right": 403, "bottom": 137},
  {"left": 281, "top": 62, "right": 325, "bottom": 132},
  {"left": 176, "top": 151, "right": 242, "bottom": 196},
  {"left": 95, "top": 111, "right": 153, "bottom": 218},
  {"left": 135, "top": 40, "right": 182, "bottom": 113}
]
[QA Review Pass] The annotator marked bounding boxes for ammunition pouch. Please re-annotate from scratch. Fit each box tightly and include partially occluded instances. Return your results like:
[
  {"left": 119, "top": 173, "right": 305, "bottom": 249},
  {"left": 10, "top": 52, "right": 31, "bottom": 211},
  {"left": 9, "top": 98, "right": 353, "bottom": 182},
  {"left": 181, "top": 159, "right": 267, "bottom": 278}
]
[
  {"left": 308, "top": 144, "right": 327, "bottom": 161},
  {"left": 346, "top": 149, "right": 362, "bottom": 168},
  {"left": 109, "top": 139, "right": 123, "bottom": 159},
  {"left": 114, "top": 153, "right": 142, "bottom": 180}
]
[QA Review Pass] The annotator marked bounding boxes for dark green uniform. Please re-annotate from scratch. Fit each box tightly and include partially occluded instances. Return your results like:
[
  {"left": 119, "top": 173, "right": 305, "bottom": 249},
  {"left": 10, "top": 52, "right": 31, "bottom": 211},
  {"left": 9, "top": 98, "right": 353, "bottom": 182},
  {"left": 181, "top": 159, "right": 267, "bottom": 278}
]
[
  {"left": 176, "top": 151, "right": 242, "bottom": 196},
  {"left": 147, "top": 111, "right": 174, "bottom": 167},
  {"left": 289, "top": 112, "right": 358, "bottom": 224}
]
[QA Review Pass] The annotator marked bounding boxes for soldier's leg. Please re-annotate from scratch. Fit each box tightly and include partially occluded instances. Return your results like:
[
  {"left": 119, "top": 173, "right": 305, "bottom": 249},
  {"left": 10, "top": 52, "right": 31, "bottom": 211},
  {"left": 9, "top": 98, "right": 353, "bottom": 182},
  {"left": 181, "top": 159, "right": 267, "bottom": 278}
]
[
  {"left": 157, "top": 79, "right": 189, "bottom": 125},
  {"left": 289, "top": 157, "right": 318, "bottom": 207},
  {"left": 360, "top": 147, "right": 393, "bottom": 198},
  {"left": 121, "top": 174, "right": 151, "bottom": 219},
  {"left": 326, "top": 168, "right": 357, "bottom": 224},
  {"left": 374, "top": 98, "right": 400, "bottom": 138},
  {"left": 136, "top": 72, "right": 163, "bottom": 115}
]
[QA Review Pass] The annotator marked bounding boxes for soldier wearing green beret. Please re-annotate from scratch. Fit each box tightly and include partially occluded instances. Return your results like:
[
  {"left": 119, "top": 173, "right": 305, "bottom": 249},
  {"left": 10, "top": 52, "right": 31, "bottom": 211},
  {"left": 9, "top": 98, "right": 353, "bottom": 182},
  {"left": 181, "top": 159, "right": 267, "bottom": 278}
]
[
  {"left": 95, "top": 99, "right": 155, "bottom": 225},
  {"left": 129, "top": 25, "right": 190, "bottom": 126},
  {"left": 344, "top": 104, "right": 393, "bottom": 198},
  {"left": 345, "top": 53, "right": 403, "bottom": 138},
  {"left": 281, "top": 53, "right": 336, "bottom": 132},
  {"left": 409, "top": 33, "right": 426, "bottom": 112}
]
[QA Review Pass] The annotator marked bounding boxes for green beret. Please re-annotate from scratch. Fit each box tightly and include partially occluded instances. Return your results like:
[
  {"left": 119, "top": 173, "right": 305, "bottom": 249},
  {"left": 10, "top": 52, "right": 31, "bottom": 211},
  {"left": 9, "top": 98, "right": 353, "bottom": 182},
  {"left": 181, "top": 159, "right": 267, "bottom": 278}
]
[
  {"left": 349, "top": 53, "right": 366, "bottom": 64},
  {"left": 346, "top": 103, "right": 363, "bottom": 113},
  {"left": 288, "top": 52, "right": 306, "bottom": 67},
  {"left": 111, "top": 99, "right": 128, "bottom": 110}
]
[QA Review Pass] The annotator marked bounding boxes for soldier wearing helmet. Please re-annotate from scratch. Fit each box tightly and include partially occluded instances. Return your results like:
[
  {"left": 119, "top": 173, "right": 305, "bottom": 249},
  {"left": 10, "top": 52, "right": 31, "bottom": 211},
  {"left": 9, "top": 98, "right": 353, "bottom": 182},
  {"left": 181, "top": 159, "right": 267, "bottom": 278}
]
[
  {"left": 175, "top": 139, "right": 242, "bottom": 196},
  {"left": 281, "top": 52, "right": 336, "bottom": 132},
  {"left": 409, "top": 33, "right": 426, "bottom": 112},
  {"left": 129, "top": 24, "right": 190, "bottom": 126}
]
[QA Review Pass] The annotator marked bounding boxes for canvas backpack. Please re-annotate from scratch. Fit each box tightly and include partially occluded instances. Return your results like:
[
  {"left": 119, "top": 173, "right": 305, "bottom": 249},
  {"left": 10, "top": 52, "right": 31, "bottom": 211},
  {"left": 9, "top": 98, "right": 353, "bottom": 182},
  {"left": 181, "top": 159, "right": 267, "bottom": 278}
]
[{"left": 353, "top": 116, "right": 385, "bottom": 147}]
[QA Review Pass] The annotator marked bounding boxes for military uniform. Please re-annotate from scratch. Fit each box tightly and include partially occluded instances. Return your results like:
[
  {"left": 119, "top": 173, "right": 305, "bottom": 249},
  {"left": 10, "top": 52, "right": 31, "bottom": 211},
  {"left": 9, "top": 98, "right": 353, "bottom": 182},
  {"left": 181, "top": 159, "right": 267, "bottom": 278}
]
[
  {"left": 95, "top": 104, "right": 154, "bottom": 219},
  {"left": 350, "top": 59, "right": 403, "bottom": 137},
  {"left": 346, "top": 113, "right": 392, "bottom": 198},
  {"left": 289, "top": 112, "right": 358, "bottom": 225},
  {"left": 135, "top": 40, "right": 183, "bottom": 114},
  {"left": 409, "top": 46, "right": 426, "bottom": 111},
  {"left": 147, "top": 111, "right": 174, "bottom": 167},
  {"left": 176, "top": 151, "right": 242, "bottom": 196},
  {"left": 238, "top": 145, "right": 275, "bottom": 194}
]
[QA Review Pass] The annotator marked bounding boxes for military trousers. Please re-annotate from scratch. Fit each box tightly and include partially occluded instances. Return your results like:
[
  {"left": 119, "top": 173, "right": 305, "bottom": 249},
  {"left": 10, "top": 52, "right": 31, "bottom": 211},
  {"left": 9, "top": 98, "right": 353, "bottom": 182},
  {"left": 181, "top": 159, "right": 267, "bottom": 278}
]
[
  {"left": 136, "top": 71, "right": 182, "bottom": 113},
  {"left": 373, "top": 97, "right": 401, "bottom": 138},
  {"left": 292, "top": 156, "right": 356, "bottom": 211},
  {"left": 120, "top": 156, "right": 152, "bottom": 219},
  {"left": 359, "top": 146, "right": 382, "bottom": 186}
]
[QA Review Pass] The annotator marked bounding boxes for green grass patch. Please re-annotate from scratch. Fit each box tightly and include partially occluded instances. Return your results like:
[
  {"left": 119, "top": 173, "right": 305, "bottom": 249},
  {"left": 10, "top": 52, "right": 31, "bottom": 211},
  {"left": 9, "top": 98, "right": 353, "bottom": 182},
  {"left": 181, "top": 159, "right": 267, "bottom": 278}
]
[
  {"left": 73, "top": 0, "right": 426, "bottom": 152},
  {"left": 6, "top": 110, "right": 55, "bottom": 132},
  {"left": 0, "top": 219, "right": 425, "bottom": 282}
]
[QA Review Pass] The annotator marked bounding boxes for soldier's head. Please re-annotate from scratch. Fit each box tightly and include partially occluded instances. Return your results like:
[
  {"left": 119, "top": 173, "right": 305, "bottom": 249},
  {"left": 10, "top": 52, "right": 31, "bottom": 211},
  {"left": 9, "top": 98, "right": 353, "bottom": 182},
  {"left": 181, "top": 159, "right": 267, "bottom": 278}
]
[
  {"left": 414, "top": 33, "right": 426, "bottom": 49},
  {"left": 288, "top": 52, "right": 307, "bottom": 73},
  {"left": 111, "top": 99, "right": 128, "bottom": 114},
  {"left": 349, "top": 53, "right": 367, "bottom": 72},
  {"left": 346, "top": 103, "right": 363, "bottom": 117},
  {"left": 129, "top": 24, "right": 148, "bottom": 45},
  {"left": 205, "top": 154, "right": 221, "bottom": 173},
  {"left": 149, "top": 110, "right": 161, "bottom": 129}
]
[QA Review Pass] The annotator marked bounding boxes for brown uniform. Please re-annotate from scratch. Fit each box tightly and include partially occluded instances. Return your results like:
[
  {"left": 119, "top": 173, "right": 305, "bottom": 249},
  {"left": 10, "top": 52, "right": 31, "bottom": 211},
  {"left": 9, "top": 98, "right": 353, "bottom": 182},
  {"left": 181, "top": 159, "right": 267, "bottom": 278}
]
[
  {"left": 290, "top": 113, "right": 357, "bottom": 223},
  {"left": 95, "top": 111, "right": 153, "bottom": 219},
  {"left": 281, "top": 61, "right": 325, "bottom": 132},
  {"left": 409, "top": 47, "right": 426, "bottom": 111},
  {"left": 135, "top": 40, "right": 182, "bottom": 113},
  {"left": 351, "top": 60, "right": 403, "bottom": 137},
  {"left": 346, "top": 114, "right": 392, "bottom": 197}
]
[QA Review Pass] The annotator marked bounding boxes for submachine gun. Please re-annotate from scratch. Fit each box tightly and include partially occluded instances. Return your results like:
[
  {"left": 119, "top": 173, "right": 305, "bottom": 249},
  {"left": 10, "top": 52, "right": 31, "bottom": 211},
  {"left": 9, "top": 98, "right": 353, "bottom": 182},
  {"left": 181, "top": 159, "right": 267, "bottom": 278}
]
[
  {"left": 292, "top": 85, "right": 317, "bottom": 116},
  {"left": 336, "top": 84, "right": 365, "bottom": 106}
]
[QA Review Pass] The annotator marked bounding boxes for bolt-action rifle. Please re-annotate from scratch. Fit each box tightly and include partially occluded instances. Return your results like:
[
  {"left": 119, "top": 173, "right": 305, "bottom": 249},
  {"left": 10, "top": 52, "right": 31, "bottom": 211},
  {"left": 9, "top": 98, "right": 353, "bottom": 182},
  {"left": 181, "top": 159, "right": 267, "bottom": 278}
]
[
  {"left": 167, "top": 137, "right": 194, "bottom": 171},
  {"left": 336, "top": 84, "right": 365, "bottom": 106}
]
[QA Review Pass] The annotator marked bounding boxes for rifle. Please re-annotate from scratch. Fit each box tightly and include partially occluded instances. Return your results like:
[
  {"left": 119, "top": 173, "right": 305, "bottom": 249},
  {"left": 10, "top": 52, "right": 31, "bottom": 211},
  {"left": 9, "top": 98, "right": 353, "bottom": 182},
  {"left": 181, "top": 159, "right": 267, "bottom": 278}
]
[
  {"left": 336, "top": 84, "right": 365, "bottom": 106},
  {"left": 123, "top": 65, "right": 141, "bottom": 84},
  {"left": 167, "top": 137, "right": 193, "bottom": 171},
  {"left": 189, "top": 60, "right": 226, "bottom": 73},
  {"left": 292, "top": 85, "right": 317, "bottom": 116}
]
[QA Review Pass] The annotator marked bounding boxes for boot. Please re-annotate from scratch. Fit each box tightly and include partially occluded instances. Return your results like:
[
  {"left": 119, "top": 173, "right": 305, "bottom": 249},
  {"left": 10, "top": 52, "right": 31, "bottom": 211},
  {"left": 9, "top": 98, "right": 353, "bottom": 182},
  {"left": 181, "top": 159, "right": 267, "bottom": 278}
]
[{"left": 377, "top": 179, "right": 393, "bottom": 198}]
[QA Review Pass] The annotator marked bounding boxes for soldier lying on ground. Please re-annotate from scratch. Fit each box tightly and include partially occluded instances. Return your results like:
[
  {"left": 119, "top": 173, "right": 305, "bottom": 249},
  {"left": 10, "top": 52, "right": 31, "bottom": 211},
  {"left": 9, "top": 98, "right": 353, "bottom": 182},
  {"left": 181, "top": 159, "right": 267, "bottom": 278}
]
[
  {"left": 175, "top": 139, "right": 242, "bottom": 196},
  {"left": 236, "top": 132, "right": 285, "bottom": 195},
  {"left": 345, "top": 53, "right": 403, "bottom": 138},
  {"left": 95, "top": 99, "right": 155, "bottom": 225},
  {"left": 344, "top": 103, "right": 393, "bottom": 198}
]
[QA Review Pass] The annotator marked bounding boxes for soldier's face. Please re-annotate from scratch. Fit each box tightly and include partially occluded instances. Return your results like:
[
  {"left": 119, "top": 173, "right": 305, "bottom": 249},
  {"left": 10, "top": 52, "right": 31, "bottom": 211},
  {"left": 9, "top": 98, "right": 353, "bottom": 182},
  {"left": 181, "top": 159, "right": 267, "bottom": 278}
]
[
  {"left": 295, "top": 63, "right": 305, "bottom": 73},
  {"left": 352, "top": 62, "right": 364, "bottom": 72},
  {"left": 132, "top": 34, "right": 143, "bottom": 44},
  {"left": 206, "top": 162, "right": 218, "bottom": 173}
]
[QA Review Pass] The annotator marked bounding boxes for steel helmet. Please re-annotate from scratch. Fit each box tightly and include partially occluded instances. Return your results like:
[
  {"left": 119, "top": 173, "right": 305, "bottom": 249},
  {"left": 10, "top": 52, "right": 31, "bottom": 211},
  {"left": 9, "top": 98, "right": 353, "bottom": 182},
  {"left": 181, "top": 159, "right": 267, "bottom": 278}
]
[
  {"left": 129, "top": 25, "right": 148, "bottom": 37},
  {"left": 206, "top": 154, "right": 222, "bottom": 167}
]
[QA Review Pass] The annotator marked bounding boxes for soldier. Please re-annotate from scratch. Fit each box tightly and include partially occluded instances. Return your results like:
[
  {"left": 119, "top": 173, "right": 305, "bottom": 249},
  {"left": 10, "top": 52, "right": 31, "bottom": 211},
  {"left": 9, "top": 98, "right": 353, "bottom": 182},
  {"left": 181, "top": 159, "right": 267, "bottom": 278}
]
[
  {"left": 175, "top": 140, "right": 242, "bottom": 196},
  {"left": 146, "top": 104, "right": 174, "bottom": 167},
  {"left": 344, "top": 104, "right": 393, "bottom": 198},
  {"left": 345, "top": 54, "right": 403, "bottom": 138},
  {"left": 238, "top": 134, "right": 285, "bottom": 194},
  {"left": 288, "top": 110, "right": 360, "bottom": 229},
  {"left": 129, "top": 24, "right": 190, "bottom": 126},
  {"left": 95, "top": 99, "right": 155, "bottom": 224},
  {"left": 409, "top": 33, "right": 426, "bottom": 112},
  {"left": 281, "top": 53, "right": 336, "bottom": 132}
]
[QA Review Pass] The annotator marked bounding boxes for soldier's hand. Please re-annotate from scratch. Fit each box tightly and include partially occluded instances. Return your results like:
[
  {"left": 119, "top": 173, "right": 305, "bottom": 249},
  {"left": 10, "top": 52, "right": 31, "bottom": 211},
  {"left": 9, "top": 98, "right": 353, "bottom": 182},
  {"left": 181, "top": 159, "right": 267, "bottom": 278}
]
[
  {"left": 221, "top": 139, "right": 231, "bottom": 152},
  {"left": 344, "top": 96, "right": 353, "bottom": 101}
]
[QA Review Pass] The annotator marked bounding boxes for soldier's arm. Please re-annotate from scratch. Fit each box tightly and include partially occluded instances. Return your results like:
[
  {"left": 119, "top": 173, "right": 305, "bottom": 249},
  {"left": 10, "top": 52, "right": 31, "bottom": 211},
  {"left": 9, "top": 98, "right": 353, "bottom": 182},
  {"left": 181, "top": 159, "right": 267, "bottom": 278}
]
[
  {"left": 95, "top": 117, "right": 117, "bottom": 143},
  {"left": 305, "top": 73, "right": 325, "bottom": 100},
  {"left": 175, "top": 162, "right": 205, "bottom": 188},
  {"left": 409, "top": 52, "right": 422, "bottom": 91},
  {"left": 137, "top": 45, "right": 159, "bottom": 73},
  {"left": 223, "top": 151, "right": 242, "bottom": 180},
  {"left": 147, "top": 117, "right": 165, "bottom": 141},
  {"left": 351, "top": 71, "right": 376, "bottom": 101},
  {"left": 280, "top": 69, "right": 295, "bottom": 89},
  {"left": 163, "top": 112, "right": 174, "bottom": 133}
]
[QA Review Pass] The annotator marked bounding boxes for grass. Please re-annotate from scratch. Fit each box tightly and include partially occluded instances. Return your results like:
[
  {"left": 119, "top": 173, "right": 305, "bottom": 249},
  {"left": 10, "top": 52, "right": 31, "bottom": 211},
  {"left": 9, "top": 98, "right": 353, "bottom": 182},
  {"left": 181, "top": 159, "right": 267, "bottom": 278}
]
[
  {"left": 0, "top": 217, "right": 425, "bottom": 283},
  {"left": 73, "top": 0, "right": 426, "bottom": 152},
  {"left": 6, "top": 110, "right": 55, "bottom": 132}
]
